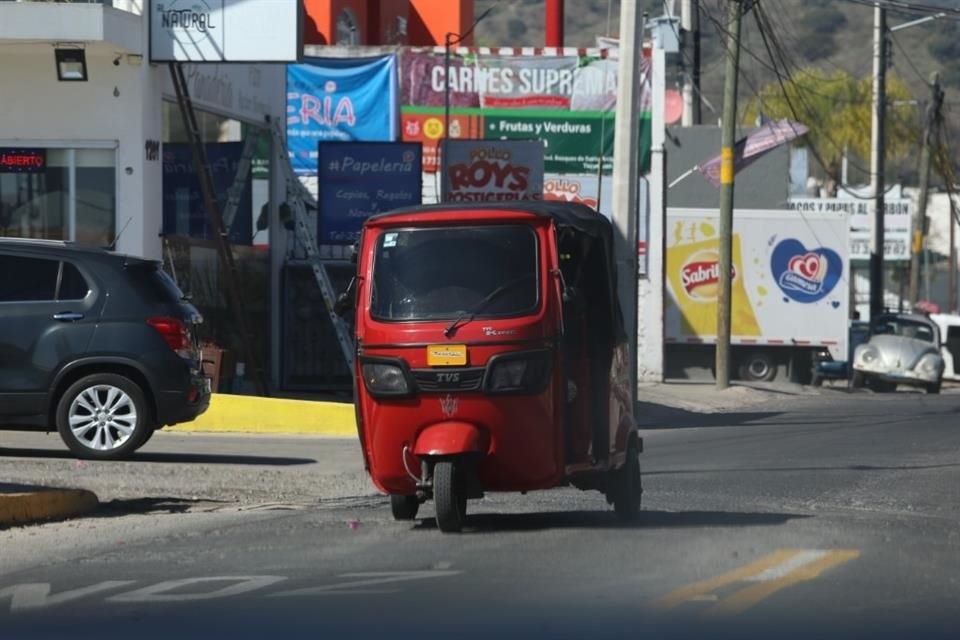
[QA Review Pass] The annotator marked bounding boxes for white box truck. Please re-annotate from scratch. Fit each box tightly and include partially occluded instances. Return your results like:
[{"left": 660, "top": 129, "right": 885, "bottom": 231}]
[{"left": 664, "top": 208, "right": 850, "bottom": 382}]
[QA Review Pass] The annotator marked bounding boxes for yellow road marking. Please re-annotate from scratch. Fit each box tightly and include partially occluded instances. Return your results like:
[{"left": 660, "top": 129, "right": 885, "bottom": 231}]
[
  {"left": 653, "top": 549, "right": 860, "bottom": 614},
  {"left": 707, "top": 549, "right": 860, "bottom": 616},
  {"left": 653, "top": 549, "right": 802, "bottom": 610}
]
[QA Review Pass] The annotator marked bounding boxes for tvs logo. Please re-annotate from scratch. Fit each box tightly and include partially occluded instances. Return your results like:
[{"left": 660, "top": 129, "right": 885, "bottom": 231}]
[
  {"left": 771, "top": 239, "right": 842, "bottom": 303},
  {"left": 679, "top": 249, "right": 736, "bottom": 301}
]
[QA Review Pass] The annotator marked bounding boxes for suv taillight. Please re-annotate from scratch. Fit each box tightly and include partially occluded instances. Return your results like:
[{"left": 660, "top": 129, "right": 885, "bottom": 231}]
[{"left": 147, "top": 316, "right": 193, "bottom": 358}]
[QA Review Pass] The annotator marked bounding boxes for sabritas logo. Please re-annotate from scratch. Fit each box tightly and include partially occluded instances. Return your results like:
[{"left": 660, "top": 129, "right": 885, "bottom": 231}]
[{"left": 680, "top": 250, "right": 736, "bottom": 301}]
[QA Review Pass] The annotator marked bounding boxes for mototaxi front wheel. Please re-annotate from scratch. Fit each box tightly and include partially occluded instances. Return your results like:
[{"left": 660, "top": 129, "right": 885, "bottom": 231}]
[{"left": 433, "top": 460, "right": 467, "bottom": 533}]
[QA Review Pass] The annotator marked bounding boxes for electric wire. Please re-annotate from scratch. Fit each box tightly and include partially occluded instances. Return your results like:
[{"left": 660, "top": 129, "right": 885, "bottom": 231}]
[{"left": 751, "top": 1, "right": 895, "bottom": 198}]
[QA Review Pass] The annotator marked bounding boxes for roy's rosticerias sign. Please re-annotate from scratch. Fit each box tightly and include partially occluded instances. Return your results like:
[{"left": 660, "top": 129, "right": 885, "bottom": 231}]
[{"left": 440, "top": 140, "right": 544, "bottom": 203}]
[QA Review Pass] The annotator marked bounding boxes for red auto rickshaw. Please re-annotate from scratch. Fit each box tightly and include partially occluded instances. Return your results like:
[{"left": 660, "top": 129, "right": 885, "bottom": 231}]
[{"left": 346, "top": 201, "right": 641, "bottom": 532}]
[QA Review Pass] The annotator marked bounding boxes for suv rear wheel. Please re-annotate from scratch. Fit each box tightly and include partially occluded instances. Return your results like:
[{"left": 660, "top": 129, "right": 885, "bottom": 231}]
[{"left": 56, "top": 373, "right": 152, "bottom": 460}]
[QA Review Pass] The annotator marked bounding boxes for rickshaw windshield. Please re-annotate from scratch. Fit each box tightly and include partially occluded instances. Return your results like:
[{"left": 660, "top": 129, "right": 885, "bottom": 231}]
[{"left": 371, "top": 225, "right": 539, "bottom": 322}]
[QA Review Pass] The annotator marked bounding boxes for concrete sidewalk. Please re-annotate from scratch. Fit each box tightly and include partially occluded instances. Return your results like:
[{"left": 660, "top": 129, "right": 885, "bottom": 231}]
[
  {"left": 0, "top": 483, "right": 99, "bottom": 528},
  {"left": 638, "top": 380, "right": 824, "bottom": 414},
  {"left": 169, "top": 383, "right": 828, "bottom": 437}
]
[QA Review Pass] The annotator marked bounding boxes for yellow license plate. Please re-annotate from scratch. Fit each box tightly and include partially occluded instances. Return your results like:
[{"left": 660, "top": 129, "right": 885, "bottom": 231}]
[{"left": 426, "top": 344, "right": 467, "bottom": 367}]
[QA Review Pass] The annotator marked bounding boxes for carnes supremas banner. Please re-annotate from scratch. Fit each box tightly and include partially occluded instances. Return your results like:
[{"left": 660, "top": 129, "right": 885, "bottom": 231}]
[{"left": 399, "top": 47, "right": 651, "bottom": 175}]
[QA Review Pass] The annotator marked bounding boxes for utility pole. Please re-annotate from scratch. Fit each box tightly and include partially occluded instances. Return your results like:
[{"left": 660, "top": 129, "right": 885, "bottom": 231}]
[
  {"left": 716, "top": 0, "right": 744, "bottom": 390},
  {"left": 909, "top": 71, "right": 943, "bottom": 309},
  {"left": 681, "top": 0, "right": 702, "bottom": 126},
  {"left": 950, "top": 197, "right": 957, "bottom": 312},
  {"left": 545, "top": 0, "right": 564, "bottom": 47},
  {"left": 611, "top": 0, "right": 643, "bottom": 404},
  {"left": 869, "top": 3, "right": 887, "bottom": 320}
]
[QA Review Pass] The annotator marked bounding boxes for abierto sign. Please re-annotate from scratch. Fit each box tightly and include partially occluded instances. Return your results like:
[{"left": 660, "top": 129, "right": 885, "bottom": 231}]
[
  {"left": 440, "top": 140, "right": 544, "bottom": 203},
  {"left": 149, "top": 0, "right": 302, "bottom": 63}
]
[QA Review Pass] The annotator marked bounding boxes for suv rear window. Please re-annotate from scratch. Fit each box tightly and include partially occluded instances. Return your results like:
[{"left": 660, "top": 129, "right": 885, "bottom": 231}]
[
  {"left": 58, "top": 262, "right": 90, "bottom": 300},
  {"left": 125, "top": 264, "right": 185, "bottom": 304}
]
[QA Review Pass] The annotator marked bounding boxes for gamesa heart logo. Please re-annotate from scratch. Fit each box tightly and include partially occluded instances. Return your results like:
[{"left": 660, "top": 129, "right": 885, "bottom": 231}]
[{"left": 771, "top": 239, "right": 842, "bottom": 303}]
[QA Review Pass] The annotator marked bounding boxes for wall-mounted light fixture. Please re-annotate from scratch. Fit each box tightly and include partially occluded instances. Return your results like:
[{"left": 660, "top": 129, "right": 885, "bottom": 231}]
[{"left": 54, "top": 46, "right": 87, "bottom": 82}]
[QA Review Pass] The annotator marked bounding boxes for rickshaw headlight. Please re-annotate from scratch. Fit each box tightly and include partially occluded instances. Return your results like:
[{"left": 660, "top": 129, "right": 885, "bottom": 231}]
[
  {"left": 485, "top": 350, "right": 553, "bottom": 394},
  {"left": 362, "top": 362, "right": 411, "bottom": 396}
]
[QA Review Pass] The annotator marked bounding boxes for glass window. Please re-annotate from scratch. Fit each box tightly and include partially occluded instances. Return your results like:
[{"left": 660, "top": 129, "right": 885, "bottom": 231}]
[
  {"left": 0, "top": 148, "right": 114, "bottom": 246},
  {"left": 0, "top": 150, "right": 69, "bottom": 241},
  {"left": 371, "top": 225, "right": 540, "bottom": 322},
  {"left": 0, "top": 255, "right": 60, "bottom": 302},
  {"left": 161, "top": 102, "right": 271, "bottom": 247},
  {"left": 125, "top": 263, "right": 185, "bottom": 304},
  {"left": 75, "top": 149, "right": 116, "bottom": 247},
  {"left": 58, "top": 262, "right": 90, "bottom": 301}
]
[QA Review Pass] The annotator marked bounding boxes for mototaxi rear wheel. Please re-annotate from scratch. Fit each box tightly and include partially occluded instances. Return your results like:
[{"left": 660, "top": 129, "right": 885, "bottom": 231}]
[
  {"left": 390, "top": 494, "right": 420, "bottom": 521},
  {"left": 613, "top": 442, "right": 642, "bottom": 522}
]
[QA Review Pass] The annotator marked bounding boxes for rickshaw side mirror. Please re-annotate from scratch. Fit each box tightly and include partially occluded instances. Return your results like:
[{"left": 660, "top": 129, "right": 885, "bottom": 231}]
[
  {"left": 334, "top": 276, "right": 357, "bottom": 317},
  {"left": 334, "top": 292, "right": 351, "bottom": 317},
  {"left": 350, "top": 242, "right": 359, "bottom": 264}
]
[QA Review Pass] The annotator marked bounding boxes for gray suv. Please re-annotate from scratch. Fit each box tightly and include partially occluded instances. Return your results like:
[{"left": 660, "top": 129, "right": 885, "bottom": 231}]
[{"left": 0, "top": 239, "right": 211, "bottom": 459}]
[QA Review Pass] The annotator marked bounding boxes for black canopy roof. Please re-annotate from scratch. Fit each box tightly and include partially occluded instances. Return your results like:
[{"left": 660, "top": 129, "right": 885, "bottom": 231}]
[
  {"left": 368, "top": 201, "right": 614, "bottom": 239},
  {"left": 369, "top": 201, "right": 626, "bottom": 344}
]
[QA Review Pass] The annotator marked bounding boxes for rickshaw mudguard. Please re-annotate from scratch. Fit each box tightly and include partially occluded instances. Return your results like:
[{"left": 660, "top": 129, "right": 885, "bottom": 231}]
[{"left": 413, "top": 421, "right": 490, "bottom": 457}]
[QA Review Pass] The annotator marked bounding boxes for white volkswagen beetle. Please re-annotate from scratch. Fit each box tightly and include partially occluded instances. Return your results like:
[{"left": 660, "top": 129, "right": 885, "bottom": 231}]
[{"left": 852, "top": 314, "right": 945, "bottom": 394}]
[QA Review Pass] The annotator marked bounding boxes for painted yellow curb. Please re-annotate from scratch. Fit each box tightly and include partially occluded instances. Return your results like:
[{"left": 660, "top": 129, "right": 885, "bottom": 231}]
[
  {"left": 0, "top": 489, "right": 99, "bottom": 527},
  {"left": 168, "top": 394, "right": 358, "bottom": 436}
]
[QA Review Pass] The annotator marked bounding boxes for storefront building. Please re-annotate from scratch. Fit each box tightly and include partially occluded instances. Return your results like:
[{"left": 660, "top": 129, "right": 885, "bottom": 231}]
[{"left": 0, "top": 1, "right": 288, "bottom": 391}]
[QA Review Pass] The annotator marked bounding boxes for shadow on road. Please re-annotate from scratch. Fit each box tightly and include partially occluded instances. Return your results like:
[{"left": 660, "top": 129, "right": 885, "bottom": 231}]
[
  {"left": 646, "top": 462, "right": 960, "bottom": 476},
  {"left": 0, "top": 448, "right": 315, "bottom": 466},
  {"left": 414, "top": 508, "right": 808, "bottom": 533},
  {"left": 94, "top": 496, "right": 234, "bottom": 517},
  {"left": 636, "top": 402, "right": 784, "bottom": 429}
]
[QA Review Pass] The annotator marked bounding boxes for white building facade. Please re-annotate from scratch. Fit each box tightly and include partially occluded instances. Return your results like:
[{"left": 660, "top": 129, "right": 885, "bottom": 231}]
[{"left": 0, "top": 1, "right": 290, "bottom": 389}]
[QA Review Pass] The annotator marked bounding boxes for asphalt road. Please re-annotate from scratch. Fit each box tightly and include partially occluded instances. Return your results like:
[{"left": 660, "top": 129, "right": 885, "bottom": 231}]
[{"left": 1, "top": 389, "right": 959, "bottom": 639}]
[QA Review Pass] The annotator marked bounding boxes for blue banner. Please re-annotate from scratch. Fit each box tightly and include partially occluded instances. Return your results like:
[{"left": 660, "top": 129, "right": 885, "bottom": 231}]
[
  {"left": 287, "top": 56, "right": 398, "bottom": 176},
  {"left": 318, "top": 142, "right": 422, "bottom": 244},
  {"left": 162, "top": 143, "right": 252, "bottom": 245}
]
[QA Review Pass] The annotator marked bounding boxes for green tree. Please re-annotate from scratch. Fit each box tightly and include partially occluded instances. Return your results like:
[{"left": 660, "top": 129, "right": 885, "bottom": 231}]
[{"left": 744, "top": 68, "right": 919, "bottom": 181}]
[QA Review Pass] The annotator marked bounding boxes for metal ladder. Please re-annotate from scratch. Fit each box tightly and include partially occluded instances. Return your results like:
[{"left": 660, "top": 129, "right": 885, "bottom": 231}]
[
  {"left": 168, "top": 62, "right": 271, "bottom": 396},
  {"left": 268, "top": 119, "right": 356, "bottom": 376}
]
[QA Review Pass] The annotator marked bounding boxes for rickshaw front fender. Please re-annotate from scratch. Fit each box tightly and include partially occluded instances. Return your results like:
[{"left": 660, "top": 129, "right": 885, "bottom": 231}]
[{"left": 413, "top": 421, "right": 490, "bottom": 457}]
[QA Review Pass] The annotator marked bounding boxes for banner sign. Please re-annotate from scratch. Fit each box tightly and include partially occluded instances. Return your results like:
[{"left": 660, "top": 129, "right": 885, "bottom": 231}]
[
  {"left": 788, "top": 197, "right": 911, "bottom": 262},
  {"left": 287, "top": 56, "right": 398, "bottom": 176},
  {"left": 399, "top": 48, "right": 650, "bottom": 175},
  {"left": 149, "top": 0, "right": 302, "bottom": 63},
  {"left": 440, "top": 140, "right": 544, "bottom": 202},
  {"left": 162, "top": 143, "right": 252, "bottom": 245},
  {"left": 317, "top": 142, "right": 422, "bottom": 244}
]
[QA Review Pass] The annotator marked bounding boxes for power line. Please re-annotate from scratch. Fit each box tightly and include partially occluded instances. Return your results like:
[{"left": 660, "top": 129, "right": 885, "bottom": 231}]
[
  {"left": 888, "top": 30, "right": 933, "bottom": 86},
  {"left": 697, "top": 0, "right": 877, "bottom": 107},
  {"left": 751, "top": 1, "right": 882, "bottom": 195},
  {"left": 840, "top": 0, "right": 960, "bottom": 19}
]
